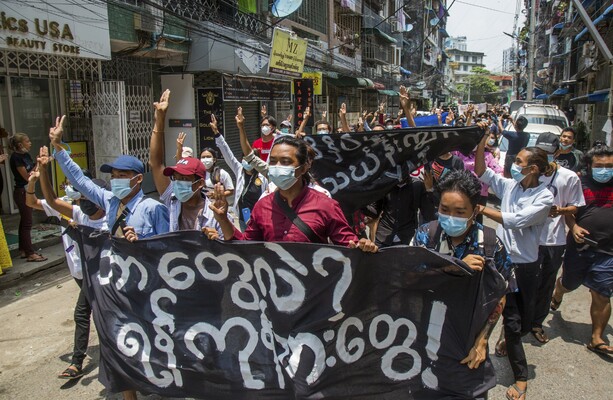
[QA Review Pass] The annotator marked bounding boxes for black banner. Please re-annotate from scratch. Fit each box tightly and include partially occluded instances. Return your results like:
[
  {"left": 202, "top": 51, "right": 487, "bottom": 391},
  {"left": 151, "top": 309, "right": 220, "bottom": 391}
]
[
  {"left": 197, "top": 88, "right": 224, "bottom": 151},
  {"left": 293, "top": 79, "right": 314, "bottom": 129},
  {"left": 77, "top": 227, "right": 506, "bottom": 399},
  {"left": 306, "top": 126, "right": 485, "bottom": 213},
  {"left": 223, "top": 74, "right": 291, "bottom": 101}
]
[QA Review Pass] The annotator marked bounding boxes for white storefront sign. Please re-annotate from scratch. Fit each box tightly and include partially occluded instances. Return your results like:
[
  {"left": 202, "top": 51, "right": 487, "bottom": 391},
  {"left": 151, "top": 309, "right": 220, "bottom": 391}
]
[{"left": 0, "top": 0, "right": 111, "bottom": 60}]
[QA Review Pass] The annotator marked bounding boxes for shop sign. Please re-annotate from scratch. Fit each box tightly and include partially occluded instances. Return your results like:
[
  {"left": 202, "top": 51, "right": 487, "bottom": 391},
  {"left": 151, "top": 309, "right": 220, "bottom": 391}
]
[
  {"left": 268, "top": 28, "right": 307, "bottom": 78},
  {"left": 222, "top": 74, "right": 290, "bottom": 101},
  {"left": 291, "top": 72, "right": 322, "bottom": 96},
  {"left": 0, "top": 1, "right": 111, "bottom": 60},
  {"left": 197, "top": 88, "right": 224, "bottom": 151},
  {"left": 293, "top": 79, "right": 314, "bottom": 129},
  {"left": 54, "top": 141, "right": 88, "bottom": 197}
]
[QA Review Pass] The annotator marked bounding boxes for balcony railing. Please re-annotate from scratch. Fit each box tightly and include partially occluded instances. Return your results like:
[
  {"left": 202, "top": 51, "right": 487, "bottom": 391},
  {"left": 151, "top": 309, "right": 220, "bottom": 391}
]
[
  {"left": 363, "top": 41, "right": 390, "bottom": 64},
  {"left": 363, "top": 4, "right": 393, "bottom": 37}
]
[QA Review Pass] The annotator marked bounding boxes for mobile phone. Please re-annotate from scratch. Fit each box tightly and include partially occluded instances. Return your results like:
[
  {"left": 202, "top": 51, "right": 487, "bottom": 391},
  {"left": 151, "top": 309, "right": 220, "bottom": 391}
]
[{"left": 583, "top": 237, "right": 598, "bottom": 247}]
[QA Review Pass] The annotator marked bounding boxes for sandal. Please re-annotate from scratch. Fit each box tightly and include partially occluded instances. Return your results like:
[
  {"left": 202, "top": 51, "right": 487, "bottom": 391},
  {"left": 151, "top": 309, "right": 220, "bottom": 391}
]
[
  {"left": 58, "top": 364, "right": 83, "bottom": 380},
  {"left": 550, "top": 295, "right": 562, "bottom": 311},
  {"left": 26, "top": 253, "right": 47, "bottom": 262},
  {"left": 531, "top": 327, "right": 549, "bottom": 344},
  {"left": 506, "top": 383, "right": 527, "bottom": 400},
  {"left": 495, "top": 339, "right": 507, "bottom": 357},
  {"left": 587, "top": 342, "right": 613, "bottom": 356}
]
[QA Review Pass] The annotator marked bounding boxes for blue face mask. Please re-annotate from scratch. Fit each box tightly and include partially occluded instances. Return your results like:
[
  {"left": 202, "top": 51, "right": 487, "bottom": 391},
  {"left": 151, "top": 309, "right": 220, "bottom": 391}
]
[
  {"left": 111, "top": 176, "right": 137, "bottom": 200},
  {"left": 64, "top": 185, "right": 81, "bottom": 200},
  {"left": 592, "top": 167, "right": 613, "bottom": 183},
  {"left": 268, "top": 165, "right": 299, "bottom": 190},
  {"left": 438, "top": 213, "right": 472, "bottom": 237},
  {"left": 559, "top": 143, "right": 573, "bottom": 150},
  {"left": 280, "top": 127, "right": 290, "bottom": 134},
  {"left": 173, "top": 180, "right": 197, "bottom": 202},
  {"left": 510, "top": 163, "right": 528, "bottom": 183},
  {"left": 242, "top": 160, "right": 254, "bottom": 171},
  {"left": 316, "top": 130, "right": 329, "bottom": 135}
]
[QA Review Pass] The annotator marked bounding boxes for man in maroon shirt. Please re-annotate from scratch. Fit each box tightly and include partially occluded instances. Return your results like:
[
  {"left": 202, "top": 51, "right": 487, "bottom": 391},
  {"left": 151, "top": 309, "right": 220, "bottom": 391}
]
[
  {"left": 208, "top": 135, "right": 377, "bottom": 251},
  {"left": 252, "top": 115, "right": 276, "bottom": 162}
]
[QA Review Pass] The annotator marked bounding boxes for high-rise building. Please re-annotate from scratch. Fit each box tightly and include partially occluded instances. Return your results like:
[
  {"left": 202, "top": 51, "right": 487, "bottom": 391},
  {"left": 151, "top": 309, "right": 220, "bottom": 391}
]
[
  {"left": 446, "top": 36, "right": 467, "bottom": 51},
  {"left": 502, "top": 47, "right": 517, "bottom": 74}
]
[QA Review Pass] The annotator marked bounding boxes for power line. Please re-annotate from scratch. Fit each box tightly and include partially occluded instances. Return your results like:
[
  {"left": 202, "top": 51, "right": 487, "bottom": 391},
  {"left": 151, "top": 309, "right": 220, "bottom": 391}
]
[{"left": 454, "top": 0, "right": 516, "bottom": 15}]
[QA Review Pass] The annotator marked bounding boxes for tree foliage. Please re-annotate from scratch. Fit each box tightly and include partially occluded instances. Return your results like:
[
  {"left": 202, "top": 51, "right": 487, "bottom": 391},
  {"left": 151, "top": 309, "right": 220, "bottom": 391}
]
[{"left": 456, "top": 67, "right": 498, "bottom": 101}]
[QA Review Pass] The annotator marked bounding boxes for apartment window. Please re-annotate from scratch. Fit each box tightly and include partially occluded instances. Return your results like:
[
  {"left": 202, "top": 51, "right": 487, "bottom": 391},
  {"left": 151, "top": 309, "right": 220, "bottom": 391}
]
[
  {"left": 463, "top": 65, "right": 468, "bottom": 71},
  {"left": 455, "top": 55, "right": 461, "bottom": 61},
  {"left": 288, "top": 0, "right": 328, "bottom": 34},
  {"left": 463, "top": 56, "right": 469, "bottom": 62},
  {"left": 472, "top": 56, "right": 477, "bottom": 62}
]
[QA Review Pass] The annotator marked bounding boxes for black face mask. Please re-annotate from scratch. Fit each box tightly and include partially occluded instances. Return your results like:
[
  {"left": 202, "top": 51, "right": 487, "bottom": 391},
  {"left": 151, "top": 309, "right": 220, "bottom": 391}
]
[{"left": 80, "top": 199, "right": 101, "bottom": 217}]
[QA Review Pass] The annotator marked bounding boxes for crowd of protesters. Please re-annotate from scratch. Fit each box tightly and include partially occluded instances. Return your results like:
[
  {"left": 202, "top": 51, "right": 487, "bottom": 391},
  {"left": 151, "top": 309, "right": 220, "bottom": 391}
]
[{"left": 7, "top": 85, "right": 612, "bottom": 400}]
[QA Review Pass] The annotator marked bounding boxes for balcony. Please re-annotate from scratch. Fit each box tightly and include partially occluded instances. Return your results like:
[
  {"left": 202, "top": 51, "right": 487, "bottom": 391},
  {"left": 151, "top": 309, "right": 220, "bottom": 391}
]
[
  {"left": 363, "top": 4, "right": 394, "bottom": 37},
  {"left": 363, "top": 39, "right": 390, "bottom": 64}
]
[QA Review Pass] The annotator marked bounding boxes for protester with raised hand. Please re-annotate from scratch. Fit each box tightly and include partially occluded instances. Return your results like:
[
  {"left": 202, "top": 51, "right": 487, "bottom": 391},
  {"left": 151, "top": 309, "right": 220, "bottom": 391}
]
[
  {"left": 26, "top": 145, "right": 107, "bottom": 381},
  {"left": 207, "top": 135, "right": 377, "bottom": 251},
  {"left": 412, "top": 169, "right": 515, "bottom": 398},
  {"left": 398, "top": 86, "right": 416, "bottom": 128},
  {"left": 339, "top": 103, "right": 350, "bottom": 132},
  {"left": 474, "top": 124, "right": 554, "bottom": 400},
  {"left": 148, "top": 90, "right": 224, "bottom": 235},
  {"left": 551, "top": 142, "right": 613, "bottom": 357},
  {"left": 295, "top": 106, "right": 312, "bottom": 138},
  {"left": 209, "top": 113, "right": 267, "bottom": 230},
  {"left": 51, "top": 115, "right": 168, "bottom": 246}
]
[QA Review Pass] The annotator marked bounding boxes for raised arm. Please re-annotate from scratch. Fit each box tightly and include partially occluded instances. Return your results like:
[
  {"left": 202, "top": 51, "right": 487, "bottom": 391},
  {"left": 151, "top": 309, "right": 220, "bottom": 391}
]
[
  {"left": 38, "top": 146, "right": 73, "bottom": 218},
  {"left": 212, "top": 114, "right": 242, "bottom": 177},
  {"left": 295, "top": 106, "right": 311, "bottom": 137},
  {"left": 49, "top": 115, "right": 106, "bottom": 208},
  {"left": 339, "top": 103, "right": 350, "bottom": 132},
  {"left": 399, "top": 86, "right": 416, "bottom": 128},
  {"left": 149, "top": 89, "right": 171, "bottom": 196},
  {"left": 25, "top": 167, "right": 43, "bottom": 211},
  {"left": 465, "top": 104, "right": 475, "bottom": 126},
  {"left": 175, "top": 132, "right": 186, "bottom": 161},
  {"left": 474, "top": 124, "right": 489, "bottom": 177},
  {"left": 236, "top": 107, "right": 254, "bottom": 157}
]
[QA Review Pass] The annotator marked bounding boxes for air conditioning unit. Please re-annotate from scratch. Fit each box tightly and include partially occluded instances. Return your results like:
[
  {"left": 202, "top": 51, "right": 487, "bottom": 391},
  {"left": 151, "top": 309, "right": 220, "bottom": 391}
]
[
  {"left": 365, "top": 67, "right": 377, "bottom": 77},
  {"left": 582, "top": 42, "right": 597, "bottom": 58}
]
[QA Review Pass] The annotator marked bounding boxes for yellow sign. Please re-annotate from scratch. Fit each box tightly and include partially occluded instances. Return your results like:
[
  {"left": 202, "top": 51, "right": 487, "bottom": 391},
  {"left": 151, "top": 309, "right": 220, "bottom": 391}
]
[
  {"left": 268, "top": 28, "right": 307, "bottom": 78},
  {"left": 291, "top": 72, "right": 323, "bottom": 96},
  {"left": 53, "top": 141, "right": 89, "bottom": 197}
]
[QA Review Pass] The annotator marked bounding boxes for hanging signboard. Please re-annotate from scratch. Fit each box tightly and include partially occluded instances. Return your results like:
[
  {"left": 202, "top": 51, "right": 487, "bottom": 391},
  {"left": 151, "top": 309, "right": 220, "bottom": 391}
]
[
  {"left": 268, "top": 28, "right": 307, "bottom": 78},
  {"left": 197, "top": 88, "right": 224, "bottom": 151}
]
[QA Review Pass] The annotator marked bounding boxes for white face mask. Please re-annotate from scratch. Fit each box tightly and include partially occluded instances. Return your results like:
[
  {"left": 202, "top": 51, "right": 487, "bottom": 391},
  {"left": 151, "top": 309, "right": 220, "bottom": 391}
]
[
  {"left": 261, "top": 126, "right": 272, "bottom": 136},
  {"left": 201, "top": 157, "right": 214, "bottom": 169}
]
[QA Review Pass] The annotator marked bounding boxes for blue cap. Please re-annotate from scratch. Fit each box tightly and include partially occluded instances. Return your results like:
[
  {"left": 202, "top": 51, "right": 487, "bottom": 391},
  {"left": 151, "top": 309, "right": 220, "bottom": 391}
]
[{"left": 100, "top": 155, "right": 145, "bottom": 174}]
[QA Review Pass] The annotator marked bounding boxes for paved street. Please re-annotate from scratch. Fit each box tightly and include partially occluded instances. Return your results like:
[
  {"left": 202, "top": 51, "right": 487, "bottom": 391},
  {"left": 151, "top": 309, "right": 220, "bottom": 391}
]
[{"left": 0, "top": 258, "right": 611, "bottom": 400}]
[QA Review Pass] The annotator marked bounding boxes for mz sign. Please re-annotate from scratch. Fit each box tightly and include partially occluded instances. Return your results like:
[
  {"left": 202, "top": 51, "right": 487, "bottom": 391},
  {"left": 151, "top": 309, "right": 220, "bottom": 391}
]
[{"left": 268, "top": 28, "right": 307, "bottom": 78}]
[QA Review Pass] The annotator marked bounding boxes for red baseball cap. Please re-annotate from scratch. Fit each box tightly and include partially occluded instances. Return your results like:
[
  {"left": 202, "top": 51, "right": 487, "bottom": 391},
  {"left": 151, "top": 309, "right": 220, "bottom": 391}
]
[{"left": 163, "top": 157, "right": 206, "bottom": 180}]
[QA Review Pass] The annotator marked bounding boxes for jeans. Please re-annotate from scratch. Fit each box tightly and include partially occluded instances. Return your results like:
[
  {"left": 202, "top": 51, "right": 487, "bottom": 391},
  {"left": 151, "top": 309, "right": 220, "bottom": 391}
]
[
  {"left": 533, "top": 245, "right": 565, "bottom": 329},
  {"left": 503, "top": 260, "right": 541, "bottom": 381},
  {"left": 72, "top": 279, "right": 92, "bottom": 366},
  {"left": 13, "top": 187, "right": 34, "bottom": 256}
]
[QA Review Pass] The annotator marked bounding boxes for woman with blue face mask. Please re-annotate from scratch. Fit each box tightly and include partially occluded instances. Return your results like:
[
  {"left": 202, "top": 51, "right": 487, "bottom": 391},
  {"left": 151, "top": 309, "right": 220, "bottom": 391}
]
[
  {"left": 411, "top": 169, "right": 515, "bottom": 400},
  {"left": 474, "top": 125, "right": 555, "bottom": 400}
]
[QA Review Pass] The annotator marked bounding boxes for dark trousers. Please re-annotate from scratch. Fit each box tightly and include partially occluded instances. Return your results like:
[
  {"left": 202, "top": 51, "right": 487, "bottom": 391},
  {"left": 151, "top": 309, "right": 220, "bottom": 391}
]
[
  {"left": 533, "top": 245, "right": 565, "bottom": 329},
  {"left": 72, "top": 279, "right": 92, "bottom": 365},
  {"left": 503, "top": 260, "right": 541, "bottom": 382},
  {"left": 13, "top": 187, "right": 34, "bottom": 255}
]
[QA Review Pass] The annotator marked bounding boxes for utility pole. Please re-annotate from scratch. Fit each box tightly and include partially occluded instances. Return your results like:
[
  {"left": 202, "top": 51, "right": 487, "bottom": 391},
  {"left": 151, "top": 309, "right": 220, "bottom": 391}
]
[{"left": 526, "top": 0, "right": 537, "bottom": 100}]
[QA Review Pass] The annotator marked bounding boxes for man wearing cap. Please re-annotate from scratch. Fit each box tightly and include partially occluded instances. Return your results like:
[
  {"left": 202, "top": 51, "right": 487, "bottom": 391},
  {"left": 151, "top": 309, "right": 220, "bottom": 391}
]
[
  {"left": 49, "top": 116, "right": 169, "bottom": 242},
  {"left": 149, "top": 95, "right": 225, "bottom": 235},
  {"left": 531, "top": 132, "right": 585, "bottom": 344}
]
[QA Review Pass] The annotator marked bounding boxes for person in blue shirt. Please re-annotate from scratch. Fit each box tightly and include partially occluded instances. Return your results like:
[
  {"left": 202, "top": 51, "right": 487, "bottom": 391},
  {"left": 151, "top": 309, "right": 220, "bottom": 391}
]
[{"left": 48, "top": 116, "right": 169, "bottom": 242}]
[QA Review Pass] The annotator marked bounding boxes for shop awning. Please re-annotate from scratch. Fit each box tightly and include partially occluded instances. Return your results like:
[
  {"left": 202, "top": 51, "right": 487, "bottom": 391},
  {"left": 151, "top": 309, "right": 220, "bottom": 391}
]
[
  {"left": 439, "top": 28, "right": 449, "bottom": 38},
  {"left": 536, "top": 93, "right": 549, "bottom": 100},
  {"left": 378, "top": 89, "right": 398, "bottom": 96},
  {"left": 552, "top": 22, "right": 565, "bottom": 31},
  {"left": 328, "top": 76, "right": 374, "bottom": 88},
  {"left": 575, "top": 4, "right": 613, "bottom": 42},
  {"left": 362, "top": 28, "right": 397, "bottom": 44},
  {"left": 570, "top": 89, "right": 610, "bottom": 104},
  {"left": 551, "top": 87, "right": 569, "bottom": 96}
]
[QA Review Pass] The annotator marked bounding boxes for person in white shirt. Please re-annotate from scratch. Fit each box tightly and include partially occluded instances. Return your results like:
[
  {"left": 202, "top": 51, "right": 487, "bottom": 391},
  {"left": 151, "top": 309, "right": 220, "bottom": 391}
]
[
  {"left": 25, "top": 146, "right": 108, "bottom": 381},
  {"left": 531, "top": 133, "right": 585, "bottom": 344},
  {"left": 474, "top": 127, "right": 554, "bottom": 400}
]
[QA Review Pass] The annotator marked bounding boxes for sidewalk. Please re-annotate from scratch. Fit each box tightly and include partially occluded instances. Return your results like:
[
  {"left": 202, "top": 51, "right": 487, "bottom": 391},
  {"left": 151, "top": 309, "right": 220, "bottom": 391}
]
[{"left": 0, "top": 241, "right": 67, "bottom": 290}]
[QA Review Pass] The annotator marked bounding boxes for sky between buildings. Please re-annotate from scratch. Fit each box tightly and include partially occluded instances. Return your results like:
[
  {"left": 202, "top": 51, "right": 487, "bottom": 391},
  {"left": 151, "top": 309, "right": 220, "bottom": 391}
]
[{"left": 446, "top": 0, "right": 526, "bottom": 73}]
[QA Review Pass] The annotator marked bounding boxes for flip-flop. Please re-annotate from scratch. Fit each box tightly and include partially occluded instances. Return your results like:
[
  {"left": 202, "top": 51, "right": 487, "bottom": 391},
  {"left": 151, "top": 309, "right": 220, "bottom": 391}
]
[
  {"left": 587, "top": 342, "right": 613, "bottom": 356},
  {"left": 531, "top": 327, "right": 550, "bottom": 344},
  {"left": 26, "top": 254, "right": 47, "bottom": 262}
]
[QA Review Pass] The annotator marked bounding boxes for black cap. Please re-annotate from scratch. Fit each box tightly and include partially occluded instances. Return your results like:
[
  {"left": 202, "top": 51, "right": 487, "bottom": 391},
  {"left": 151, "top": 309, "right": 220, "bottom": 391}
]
[{"left": 535, "top": 132, "right": 560, "bottom": 154}]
